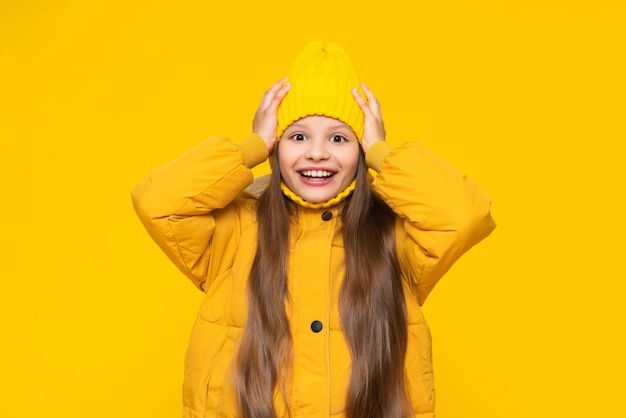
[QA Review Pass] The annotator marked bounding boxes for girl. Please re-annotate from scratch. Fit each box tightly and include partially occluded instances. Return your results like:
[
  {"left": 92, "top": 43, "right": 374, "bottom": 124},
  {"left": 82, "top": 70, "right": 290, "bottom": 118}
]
[{"left": 132, "top": 41, "right": 495, "bottom": 418}]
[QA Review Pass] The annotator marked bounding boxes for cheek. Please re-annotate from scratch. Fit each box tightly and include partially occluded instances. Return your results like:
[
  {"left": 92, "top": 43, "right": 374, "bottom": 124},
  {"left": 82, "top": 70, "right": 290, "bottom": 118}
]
[
  {"left": 347, "top": 161, "right": 359, "bottom": 179},
  {"left": 341, "top": 147, "right": 360, "bottom": 175}
]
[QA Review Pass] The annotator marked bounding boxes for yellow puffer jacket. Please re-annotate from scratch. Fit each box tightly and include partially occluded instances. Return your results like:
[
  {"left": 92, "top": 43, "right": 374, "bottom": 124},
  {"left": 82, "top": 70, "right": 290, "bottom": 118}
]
[{"left": 132, "top": 134, "right": 496, "bottom": 418}]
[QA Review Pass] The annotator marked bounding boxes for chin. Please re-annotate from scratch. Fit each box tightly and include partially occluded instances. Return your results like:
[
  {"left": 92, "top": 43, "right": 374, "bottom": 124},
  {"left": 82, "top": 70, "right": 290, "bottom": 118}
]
[{"left": 301, "top": 191, "right": 335, "bottom": 203}]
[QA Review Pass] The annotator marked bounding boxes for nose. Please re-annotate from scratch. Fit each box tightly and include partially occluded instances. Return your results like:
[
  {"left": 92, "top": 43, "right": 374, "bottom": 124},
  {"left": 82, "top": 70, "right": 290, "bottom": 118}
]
[{"left": 304, "top": 138, "right": 330, "bottom": 161}]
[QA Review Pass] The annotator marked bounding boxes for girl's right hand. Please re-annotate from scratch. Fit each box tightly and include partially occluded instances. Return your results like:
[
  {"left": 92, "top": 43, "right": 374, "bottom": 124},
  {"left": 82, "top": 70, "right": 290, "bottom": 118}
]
[
  {"left": 352, "top": 82, "right": 386, "bottom": 154},
  {"left": 253, "top": 78, "right": 291, "bottom": 153}
]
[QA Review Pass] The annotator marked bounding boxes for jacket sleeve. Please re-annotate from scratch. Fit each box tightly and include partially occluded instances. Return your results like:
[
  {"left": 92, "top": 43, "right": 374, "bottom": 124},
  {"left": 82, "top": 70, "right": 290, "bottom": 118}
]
[
  {"left": 131, "top": 134, "right": 268, "bottom": 290},
  {"left": 366, "top": 141, "right": 496, "bottom": 305}
]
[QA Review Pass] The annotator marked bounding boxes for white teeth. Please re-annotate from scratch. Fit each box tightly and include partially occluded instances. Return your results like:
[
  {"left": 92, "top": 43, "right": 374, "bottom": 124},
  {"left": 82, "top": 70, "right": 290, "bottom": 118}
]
[{"left": 301, "top": 170, "right": 333, "bottom": 178}]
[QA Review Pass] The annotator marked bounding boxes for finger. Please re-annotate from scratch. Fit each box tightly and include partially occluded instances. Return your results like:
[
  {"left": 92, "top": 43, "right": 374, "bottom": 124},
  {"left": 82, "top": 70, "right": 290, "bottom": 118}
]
[
  {"left": 352, "top": 87, "right": 372, "bottom": 115},
  {"left": 259, "top": 78, "right": 284, "bottom": 108},
  {"left": 360, "top": 83, "right": 382, "bottom": 115},
  {"left": 360, "top": 82, "right": 373, "bottom": 98},
  {"left": 267, "top": 82, "right": 291, "bottom": 112},
  {"left": 260, "top": 77, "right": 289, "bottom": 109}
]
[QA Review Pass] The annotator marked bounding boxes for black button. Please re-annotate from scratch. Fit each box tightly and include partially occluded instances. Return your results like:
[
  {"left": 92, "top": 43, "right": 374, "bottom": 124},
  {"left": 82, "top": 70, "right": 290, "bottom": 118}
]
[
  {"left": 321, "top": 211, "right": 333, "bottom": 221},
  {"left": 310, "top": 320, "right": 323, "bottom": 333}
]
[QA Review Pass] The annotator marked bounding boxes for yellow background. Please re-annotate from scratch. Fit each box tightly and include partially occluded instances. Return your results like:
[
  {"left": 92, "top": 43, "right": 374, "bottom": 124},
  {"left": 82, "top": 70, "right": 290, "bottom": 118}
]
[{"left": 1, "top": 1, "right": 624, "bottom": 416}]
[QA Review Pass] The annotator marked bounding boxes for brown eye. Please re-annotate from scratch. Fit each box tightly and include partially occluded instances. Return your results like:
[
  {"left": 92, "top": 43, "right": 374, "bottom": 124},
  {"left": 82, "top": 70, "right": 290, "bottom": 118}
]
[
  {"left": 330, "top": 135, "right": 346, "bottom": 143},
  {"left": 290, "top": 133, "right": 306, "bottom": 141}
]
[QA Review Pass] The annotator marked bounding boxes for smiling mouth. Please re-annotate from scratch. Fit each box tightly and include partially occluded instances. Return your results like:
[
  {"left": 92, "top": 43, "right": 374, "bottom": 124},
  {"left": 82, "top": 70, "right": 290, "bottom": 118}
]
[{"left": 299, "top": 170, "right": 335, "bottom": 179}]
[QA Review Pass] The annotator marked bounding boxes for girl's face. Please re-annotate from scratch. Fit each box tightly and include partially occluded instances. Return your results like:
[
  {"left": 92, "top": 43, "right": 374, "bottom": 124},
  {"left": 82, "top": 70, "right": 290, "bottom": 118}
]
[{"left": 278, "top": 115, "right": 360, "bottom": 204}]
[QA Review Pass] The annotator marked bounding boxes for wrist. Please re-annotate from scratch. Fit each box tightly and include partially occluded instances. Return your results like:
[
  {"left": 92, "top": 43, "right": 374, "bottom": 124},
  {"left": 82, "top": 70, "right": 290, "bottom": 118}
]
[
  {"left": 238, "top": 134, "right": 269, "bottom": 168},
  {"left": 365, "top": 141, "right": 392, "bottom": 172},
  {"left": 362, "top": 138, "right": 384, "bottom": 154},
  {"left": 253, "top": 131, "right": 276, "bottom": 153}
]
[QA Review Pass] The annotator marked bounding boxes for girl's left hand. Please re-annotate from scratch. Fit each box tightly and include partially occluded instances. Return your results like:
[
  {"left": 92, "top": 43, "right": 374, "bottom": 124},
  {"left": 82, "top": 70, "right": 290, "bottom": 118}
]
[{"left": 352, "top": 82, "right": 386, "bottom": 153}]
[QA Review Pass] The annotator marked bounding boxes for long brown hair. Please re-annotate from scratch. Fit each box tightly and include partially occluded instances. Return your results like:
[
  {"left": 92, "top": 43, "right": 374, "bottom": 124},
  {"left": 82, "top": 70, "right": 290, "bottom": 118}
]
[{"left": 236, "top": 149, "right": 410, "bottom": 417}]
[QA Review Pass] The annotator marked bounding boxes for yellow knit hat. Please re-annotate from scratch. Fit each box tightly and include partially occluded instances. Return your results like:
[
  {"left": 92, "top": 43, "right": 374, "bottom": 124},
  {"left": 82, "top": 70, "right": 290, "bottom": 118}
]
[{"left": 277, "top": 41, "right": 365, "bottom": 141}]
